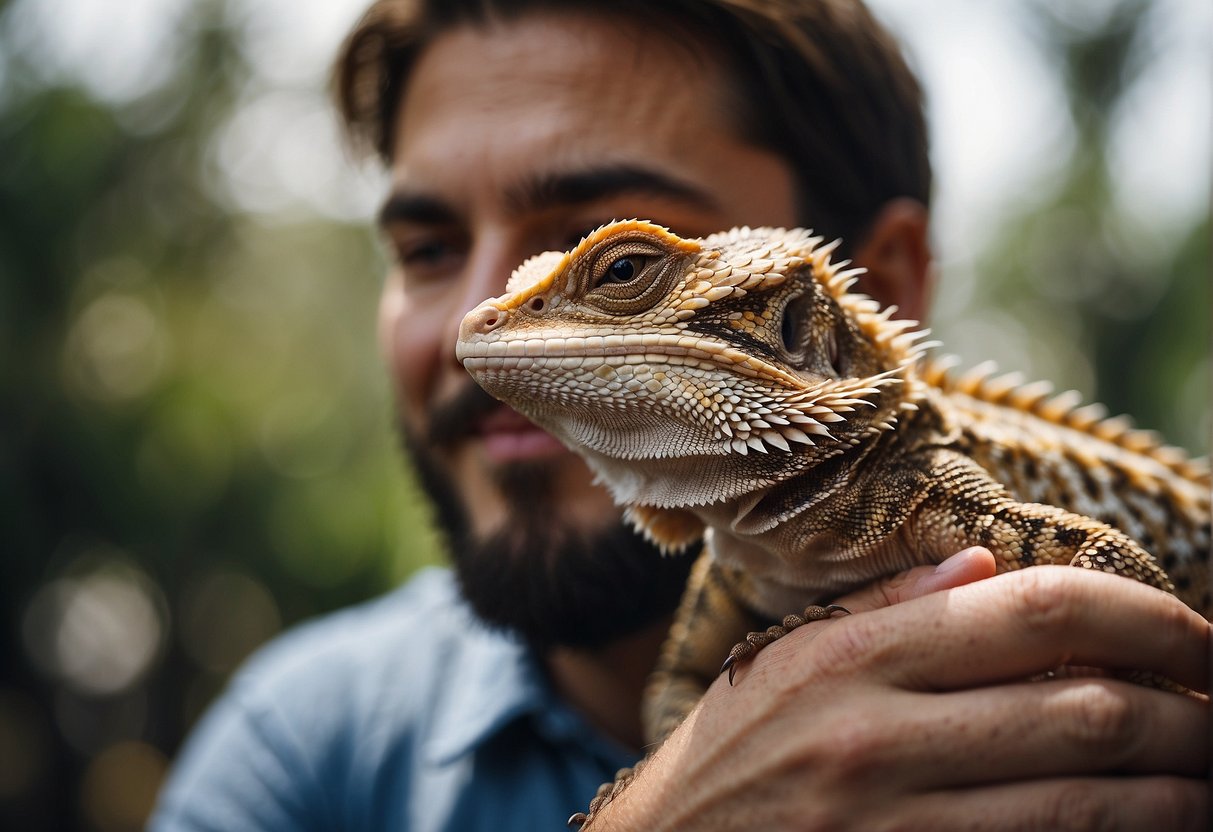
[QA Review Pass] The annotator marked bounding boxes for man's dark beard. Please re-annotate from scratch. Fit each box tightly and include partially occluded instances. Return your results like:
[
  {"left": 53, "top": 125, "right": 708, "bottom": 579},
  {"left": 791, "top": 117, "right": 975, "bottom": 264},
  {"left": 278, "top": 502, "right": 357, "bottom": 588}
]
[{"left": 403, "top": 382, "right": 695, "bottom": 652}]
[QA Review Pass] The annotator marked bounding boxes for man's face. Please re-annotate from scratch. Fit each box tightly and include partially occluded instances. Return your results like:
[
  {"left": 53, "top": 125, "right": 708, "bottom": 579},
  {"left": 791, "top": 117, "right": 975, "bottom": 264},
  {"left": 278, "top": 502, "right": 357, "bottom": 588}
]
[{"left": 377, "top": 11, "right": 799, "bottom": 646}]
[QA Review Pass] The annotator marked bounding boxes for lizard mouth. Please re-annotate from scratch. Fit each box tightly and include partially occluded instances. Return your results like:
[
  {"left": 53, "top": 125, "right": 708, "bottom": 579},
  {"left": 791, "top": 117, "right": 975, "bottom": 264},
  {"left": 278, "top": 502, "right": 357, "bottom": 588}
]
[{"left": 459, "top": 335, "right": 808, "bottom": 389}]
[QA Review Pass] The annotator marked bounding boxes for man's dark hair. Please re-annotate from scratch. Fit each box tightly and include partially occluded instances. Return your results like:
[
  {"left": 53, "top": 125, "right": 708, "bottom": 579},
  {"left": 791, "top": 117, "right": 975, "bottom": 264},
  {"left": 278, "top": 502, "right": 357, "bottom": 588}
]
[{"left": 333, "top": 0, "right": 931, "bottom": 249}]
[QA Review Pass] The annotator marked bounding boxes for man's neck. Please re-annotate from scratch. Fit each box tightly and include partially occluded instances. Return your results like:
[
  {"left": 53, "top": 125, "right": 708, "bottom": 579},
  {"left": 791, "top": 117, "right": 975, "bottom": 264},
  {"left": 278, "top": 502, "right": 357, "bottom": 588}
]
[{"left": 545, "top": 616, "right": 673, "bottom": 751}]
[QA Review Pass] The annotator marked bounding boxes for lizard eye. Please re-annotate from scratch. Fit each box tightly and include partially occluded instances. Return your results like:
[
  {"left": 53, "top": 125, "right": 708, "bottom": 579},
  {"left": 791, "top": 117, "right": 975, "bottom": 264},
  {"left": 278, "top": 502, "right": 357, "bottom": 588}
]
[
  {"left": 595, "top": 255, "right": 655, "bottom": 289},
  {"left": 605, "top": 257, "right": 637, "bottom": 284},
  {"left": 584, "top": 239, "right": 678, "bottom": 315}
]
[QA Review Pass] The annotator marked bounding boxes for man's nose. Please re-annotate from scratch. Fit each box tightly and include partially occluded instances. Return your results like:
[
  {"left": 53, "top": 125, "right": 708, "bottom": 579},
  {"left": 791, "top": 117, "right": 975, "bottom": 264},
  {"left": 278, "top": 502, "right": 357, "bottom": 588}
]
[
  {"left": 458, "top": 236, "right": 524, "bottom": 309},
  {"left": 443, "top": 241, "right": 521, "bottom": 362}
]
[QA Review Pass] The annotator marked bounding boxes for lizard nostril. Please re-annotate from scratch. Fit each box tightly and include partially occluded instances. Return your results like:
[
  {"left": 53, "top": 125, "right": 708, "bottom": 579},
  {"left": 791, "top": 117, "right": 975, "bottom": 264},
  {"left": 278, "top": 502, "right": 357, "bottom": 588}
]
[
  {"left": 469, "top": 304, "right": 505, "bottom": 333},
  {"left": 528, "top": 297, "right": 545, "bottom": 313}
]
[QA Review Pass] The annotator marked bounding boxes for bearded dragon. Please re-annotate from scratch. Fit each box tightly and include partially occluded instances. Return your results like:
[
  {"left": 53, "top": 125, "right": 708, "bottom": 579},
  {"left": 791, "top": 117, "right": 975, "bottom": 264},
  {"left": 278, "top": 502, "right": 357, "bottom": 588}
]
[{"left": 455, "top": 219, "right": 1211, "bottom": 826}]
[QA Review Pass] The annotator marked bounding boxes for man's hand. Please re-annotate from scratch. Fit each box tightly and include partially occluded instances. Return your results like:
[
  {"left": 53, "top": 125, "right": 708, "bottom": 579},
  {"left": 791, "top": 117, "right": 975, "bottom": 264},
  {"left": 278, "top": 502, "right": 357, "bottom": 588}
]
[{"left": 594, "top": 548, "right": 1210, "bottom": 831}]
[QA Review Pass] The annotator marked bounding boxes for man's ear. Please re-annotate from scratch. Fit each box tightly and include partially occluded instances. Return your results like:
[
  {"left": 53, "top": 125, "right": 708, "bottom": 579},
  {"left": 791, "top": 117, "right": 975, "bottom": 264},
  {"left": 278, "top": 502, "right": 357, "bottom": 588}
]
[{"left": 850, "top": 197, "right": 933, "bottom": 323}]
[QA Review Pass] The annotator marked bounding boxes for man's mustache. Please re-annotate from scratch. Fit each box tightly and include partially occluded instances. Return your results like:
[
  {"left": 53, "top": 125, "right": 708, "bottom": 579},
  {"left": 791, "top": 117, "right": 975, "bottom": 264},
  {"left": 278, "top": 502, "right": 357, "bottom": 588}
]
[{"left": 426, "top": 381, "right": 502, "bottom": 448}]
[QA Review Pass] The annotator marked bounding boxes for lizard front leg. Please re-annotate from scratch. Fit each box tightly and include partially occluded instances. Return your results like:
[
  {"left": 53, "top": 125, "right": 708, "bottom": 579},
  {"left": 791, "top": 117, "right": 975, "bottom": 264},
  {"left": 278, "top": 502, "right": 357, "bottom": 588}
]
[
  {"left": 908, "top": 471, "right": 1186, "bottom": 692},
  {"left": 714, "top": 449, "right": 1179, "bottom": 694},
  {"left": 906, "top": 450, "right": 1175, "bottom": 593}
]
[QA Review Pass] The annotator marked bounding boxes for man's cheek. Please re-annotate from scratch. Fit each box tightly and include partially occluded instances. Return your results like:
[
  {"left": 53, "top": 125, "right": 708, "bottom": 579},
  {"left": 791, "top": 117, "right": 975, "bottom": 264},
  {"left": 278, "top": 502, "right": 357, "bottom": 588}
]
[
  {"left": 376, "top": 272, "right": 406, "bottom": 353},
  {"left": 389, "top": 299, "right": 445, "bottom": 392}
]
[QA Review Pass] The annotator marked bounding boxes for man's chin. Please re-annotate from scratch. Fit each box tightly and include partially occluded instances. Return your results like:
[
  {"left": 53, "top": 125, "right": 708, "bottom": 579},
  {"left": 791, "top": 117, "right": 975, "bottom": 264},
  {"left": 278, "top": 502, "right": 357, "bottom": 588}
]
[
  {"left": 449, "top": 509, "right": 695, "bottom": 652},
  {"left": 400, "top": 420, "right": 694, "bottom": 652}
]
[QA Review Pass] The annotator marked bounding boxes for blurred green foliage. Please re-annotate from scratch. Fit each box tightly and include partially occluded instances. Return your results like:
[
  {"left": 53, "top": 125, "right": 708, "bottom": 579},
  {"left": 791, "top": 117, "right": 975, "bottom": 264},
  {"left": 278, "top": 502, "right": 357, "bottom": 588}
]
[
  {"left": 1, "top": 1, "right": 442, "bottom": 829},
  {"left": 934, "top": 0, "right": 1209, "bottom": 451},
  {"left": 0, "top": 0, "right": 1205, "bottom": 830}
]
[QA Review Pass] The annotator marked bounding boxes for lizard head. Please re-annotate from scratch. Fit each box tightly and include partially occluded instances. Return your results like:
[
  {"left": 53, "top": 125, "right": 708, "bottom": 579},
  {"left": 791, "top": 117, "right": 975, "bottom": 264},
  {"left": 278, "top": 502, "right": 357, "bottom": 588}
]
[{"left": 457, "top": 220, "right": 930, "bottom": 546}]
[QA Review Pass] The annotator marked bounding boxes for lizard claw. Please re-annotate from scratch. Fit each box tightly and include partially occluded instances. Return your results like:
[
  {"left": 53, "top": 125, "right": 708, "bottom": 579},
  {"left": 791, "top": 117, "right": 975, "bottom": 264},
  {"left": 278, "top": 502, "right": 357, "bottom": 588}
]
[
  {"left": 720, "top": 604, "right": 852, "bottom": 686},
  {"left": 567, "top": 812, "right": 588, "bottom": 829},
  {"left": 720, "top": 654, "right": 738, "bottom": 685}
]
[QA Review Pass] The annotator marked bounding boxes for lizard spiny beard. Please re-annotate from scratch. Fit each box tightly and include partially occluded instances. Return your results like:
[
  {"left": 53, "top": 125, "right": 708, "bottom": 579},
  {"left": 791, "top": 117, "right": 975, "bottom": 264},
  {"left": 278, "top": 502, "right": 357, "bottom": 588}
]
[{"left": 399, "top": 382, "right": 694, "bottom": 651}]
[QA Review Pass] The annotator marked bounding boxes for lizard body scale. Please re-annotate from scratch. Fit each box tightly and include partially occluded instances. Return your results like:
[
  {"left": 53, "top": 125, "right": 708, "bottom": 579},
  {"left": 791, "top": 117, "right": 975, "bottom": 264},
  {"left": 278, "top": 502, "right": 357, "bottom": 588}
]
[{"left": 455, "top": 219, "right": 1210, "bottom": 825}]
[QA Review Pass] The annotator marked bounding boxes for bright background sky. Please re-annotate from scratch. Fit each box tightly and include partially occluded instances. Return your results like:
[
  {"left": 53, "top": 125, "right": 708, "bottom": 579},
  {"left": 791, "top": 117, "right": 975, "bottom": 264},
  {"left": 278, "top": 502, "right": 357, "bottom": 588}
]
[{"left": 9, "top": 0, "right": 1210, "bottom": 255}]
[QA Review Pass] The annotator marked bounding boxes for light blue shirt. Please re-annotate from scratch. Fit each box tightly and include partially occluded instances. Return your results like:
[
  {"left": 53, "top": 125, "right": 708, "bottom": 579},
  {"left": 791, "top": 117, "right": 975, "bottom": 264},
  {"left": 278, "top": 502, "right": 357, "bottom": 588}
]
[{"left": 150, "top": 568, "right": 638, "bottom": 831}]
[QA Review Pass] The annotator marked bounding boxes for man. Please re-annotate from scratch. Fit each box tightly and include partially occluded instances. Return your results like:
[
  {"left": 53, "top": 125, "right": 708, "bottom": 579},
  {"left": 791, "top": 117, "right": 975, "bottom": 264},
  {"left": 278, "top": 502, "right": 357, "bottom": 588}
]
[{"left": 151, "top": 1, "right": 1209, "bottom": 829}]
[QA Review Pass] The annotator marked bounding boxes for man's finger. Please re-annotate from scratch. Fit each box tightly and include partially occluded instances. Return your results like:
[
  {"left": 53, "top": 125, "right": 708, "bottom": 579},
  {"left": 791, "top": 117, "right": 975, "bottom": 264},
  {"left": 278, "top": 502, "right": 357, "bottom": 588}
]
[
  {"left": 903, "top": 776, "right": 1206, "bottom": 832},
  {"left": 862, "top": 681, "right": 1208, "bottom": 786},
  {"left": 830, "top": 566, "right": 1210, "bottom": 693},
  {"left": 832, "top": 546, "right": 997, "bottom": 613}
]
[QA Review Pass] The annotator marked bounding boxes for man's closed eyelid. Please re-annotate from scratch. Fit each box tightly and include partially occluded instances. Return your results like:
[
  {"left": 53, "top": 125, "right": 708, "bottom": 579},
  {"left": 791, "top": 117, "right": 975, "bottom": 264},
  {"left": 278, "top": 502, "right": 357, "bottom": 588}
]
[
  {"left": 400, "top": 239, "right": 450, "bottom": 263},
  {"left": 394, "top": 240, "right": 466, "bottom": 286}
]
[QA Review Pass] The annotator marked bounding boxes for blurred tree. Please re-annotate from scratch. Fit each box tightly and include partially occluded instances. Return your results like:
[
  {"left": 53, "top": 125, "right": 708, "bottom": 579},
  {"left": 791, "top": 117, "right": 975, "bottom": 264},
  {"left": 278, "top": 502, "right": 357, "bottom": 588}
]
[
  {"left": 938, "top": 0, "right": 1209, "bottom": 452},
  {"left": 0, "top": 1, "right": 441, "bottom": 829}
]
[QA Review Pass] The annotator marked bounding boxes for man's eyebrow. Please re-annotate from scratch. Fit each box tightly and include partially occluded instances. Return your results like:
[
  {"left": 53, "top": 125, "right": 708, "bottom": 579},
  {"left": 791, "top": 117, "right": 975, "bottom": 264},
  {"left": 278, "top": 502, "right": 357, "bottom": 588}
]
[
  {"left": 506, "top": 165, "right": 721, "bottom": 214},
  {"left": 377, "top": 192, "right": 459, "bottom": 228},
  {"left": 376, "top": 165, "right": 718, "bottom": 228}
]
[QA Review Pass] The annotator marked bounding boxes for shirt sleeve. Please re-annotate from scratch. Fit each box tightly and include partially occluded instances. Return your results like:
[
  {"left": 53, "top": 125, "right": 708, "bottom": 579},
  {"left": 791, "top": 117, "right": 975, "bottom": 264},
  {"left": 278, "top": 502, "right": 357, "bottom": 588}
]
[
  {"left": 148, "top": 573, "right": 446, "bottom": 831},
  {"left": 148, "top": 677, "right": 335, "bottom": 832}
]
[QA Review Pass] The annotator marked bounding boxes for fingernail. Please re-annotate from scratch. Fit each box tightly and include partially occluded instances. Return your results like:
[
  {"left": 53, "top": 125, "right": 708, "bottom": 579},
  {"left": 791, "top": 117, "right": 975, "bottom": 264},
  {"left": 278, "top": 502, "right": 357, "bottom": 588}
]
[{"left": 935, "top": 547, "right": 985, "bottom": 574}]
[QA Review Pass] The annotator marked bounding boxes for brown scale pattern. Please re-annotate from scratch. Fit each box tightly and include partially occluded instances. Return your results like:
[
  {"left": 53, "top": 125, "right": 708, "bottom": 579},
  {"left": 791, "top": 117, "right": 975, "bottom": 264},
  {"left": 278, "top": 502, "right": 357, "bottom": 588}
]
[{"left": 456, "top": 221, "right": 1211, "bottom": 829}]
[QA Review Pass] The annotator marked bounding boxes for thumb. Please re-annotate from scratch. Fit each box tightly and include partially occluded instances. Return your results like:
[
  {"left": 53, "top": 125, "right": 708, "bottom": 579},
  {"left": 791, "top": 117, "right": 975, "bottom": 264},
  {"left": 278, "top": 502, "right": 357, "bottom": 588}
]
[{"left": 831, "top": 546, "right": 997, "bottom": 614}]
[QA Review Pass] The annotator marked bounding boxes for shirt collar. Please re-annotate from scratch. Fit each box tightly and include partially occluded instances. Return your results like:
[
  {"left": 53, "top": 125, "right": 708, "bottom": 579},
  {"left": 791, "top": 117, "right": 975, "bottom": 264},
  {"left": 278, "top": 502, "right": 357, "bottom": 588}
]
[
  {"left": 422, "top": 617, "right": 635, "bottom": 769},
  {"left": 424, "top": 619, "right": 544, "bottom": 765}
]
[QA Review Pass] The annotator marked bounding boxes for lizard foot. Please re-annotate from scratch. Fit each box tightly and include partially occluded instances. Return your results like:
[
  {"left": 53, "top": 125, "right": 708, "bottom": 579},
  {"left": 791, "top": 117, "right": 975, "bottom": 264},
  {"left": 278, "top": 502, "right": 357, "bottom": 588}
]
[
  {"left": 720, "top": 604, "right": 850, "bottom": 685},
  {"left": 567, "top": 762, "right": 643, "bottom": 829}
]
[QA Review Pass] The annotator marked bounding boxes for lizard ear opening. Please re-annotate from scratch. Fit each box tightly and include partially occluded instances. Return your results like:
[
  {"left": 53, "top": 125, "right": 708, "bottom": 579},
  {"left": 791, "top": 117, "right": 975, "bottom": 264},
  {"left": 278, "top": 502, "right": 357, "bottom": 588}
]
[
  {"left": 624, "top": 505, "right": 705, "bottom": 555},
  {"left": 779, "top": 294, "right": 803, "bottom": 355},
  {"left": 778, "top": 289, "right": 818, "bottom": 371}
]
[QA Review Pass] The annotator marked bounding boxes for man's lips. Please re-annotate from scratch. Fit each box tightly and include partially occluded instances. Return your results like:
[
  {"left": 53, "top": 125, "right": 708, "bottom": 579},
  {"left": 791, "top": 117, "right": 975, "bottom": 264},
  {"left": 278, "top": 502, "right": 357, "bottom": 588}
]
[{"left": 473, "top": 405, "right": 568, "bottom": 462}]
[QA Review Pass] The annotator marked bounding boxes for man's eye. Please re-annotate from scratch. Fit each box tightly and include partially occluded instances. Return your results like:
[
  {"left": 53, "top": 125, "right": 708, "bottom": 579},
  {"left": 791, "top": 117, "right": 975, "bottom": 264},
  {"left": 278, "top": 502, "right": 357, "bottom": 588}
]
[
  {"left": 398, "top": 239, "right": 449, "bottom": 266},
  {"left": 391, "top": 235, "right": 465, "bottom": 284}
]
